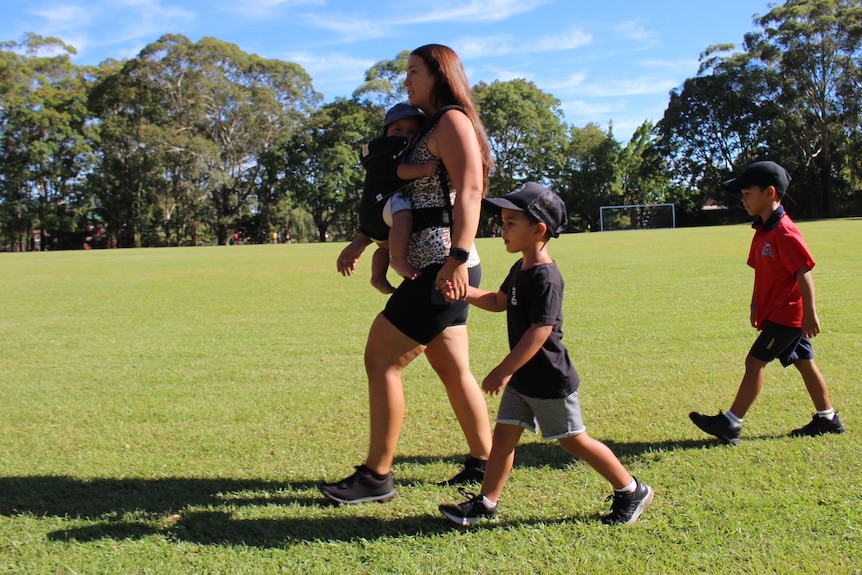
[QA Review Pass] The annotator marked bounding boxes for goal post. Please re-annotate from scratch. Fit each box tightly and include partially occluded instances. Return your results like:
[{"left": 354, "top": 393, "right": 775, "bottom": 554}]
[{"left": 599, "top": 203, "right": 676, "bottom": 232}]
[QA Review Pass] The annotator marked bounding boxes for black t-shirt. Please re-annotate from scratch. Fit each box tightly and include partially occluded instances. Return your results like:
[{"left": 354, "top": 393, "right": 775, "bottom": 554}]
[{"left": 501, "top": 260, "right": 580, "bottom": 399}]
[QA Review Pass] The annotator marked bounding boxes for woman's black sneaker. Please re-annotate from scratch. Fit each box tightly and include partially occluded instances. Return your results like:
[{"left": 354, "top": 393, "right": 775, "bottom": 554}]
[
  {"left": 319, "top": 465, "right": 396, "bottom": 504},
  {"left": 437, "top": 456, "right": 487, "bottom": 486}
]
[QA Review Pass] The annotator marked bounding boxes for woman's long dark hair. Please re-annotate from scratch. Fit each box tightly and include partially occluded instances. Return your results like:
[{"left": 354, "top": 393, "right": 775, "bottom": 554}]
[{"left": 411, "top": 44, "right": 494, "bottom": 192}]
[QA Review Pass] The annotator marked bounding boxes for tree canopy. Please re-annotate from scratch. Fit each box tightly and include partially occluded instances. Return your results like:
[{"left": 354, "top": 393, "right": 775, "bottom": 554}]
[{"left": 2, "top": 0, "right": 860, "bottom": 250}]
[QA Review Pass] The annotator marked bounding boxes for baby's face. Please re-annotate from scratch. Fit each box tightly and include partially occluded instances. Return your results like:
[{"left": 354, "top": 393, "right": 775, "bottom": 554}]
[{"left": 386, "top": 117, "right": 422, "bottom": 139}]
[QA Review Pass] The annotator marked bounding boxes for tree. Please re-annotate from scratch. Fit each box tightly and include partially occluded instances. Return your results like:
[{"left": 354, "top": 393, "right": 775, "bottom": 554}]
[
  {"left": 473, "top": 79, "right": 568, "bottom": 200},
  {"left": 278, "top": 98, "right": 376, "bottom": 242},
  {"left": 352, "top": 51, "right": 410, "bottom": 108},
  {"left": 745, "top": 0, "right": 862, "bottom": 217},
  {"left": 0, "top": 34, "right": 95, "bottom": 250},
  {"left": 656, "top": 44, "right": 781, "bottom": 209},
  {"left": 86, "top": 35, "right": 321, "bottom": 246},
  {"left": 559, "top": 123, "right": 620, "bottom": 231}
]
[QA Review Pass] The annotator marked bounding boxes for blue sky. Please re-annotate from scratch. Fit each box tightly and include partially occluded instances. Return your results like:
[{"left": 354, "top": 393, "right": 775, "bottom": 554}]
[{"left": 1, "top": 0, "right": 776, "bottom": 142}]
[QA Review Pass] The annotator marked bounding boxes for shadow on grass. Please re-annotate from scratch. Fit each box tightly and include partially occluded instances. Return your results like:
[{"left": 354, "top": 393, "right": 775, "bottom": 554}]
[
  {"left": 0, "top": 476, "right": 319, "bottom": 519},
  {"left": 43, "top": 508, "right": 599, "bottom": 547},
  {"left": 0, "top": 474, "right": 599, "bottom": 547},
  {"left": 1, "top": 434, "right": 780, "bottom": 547},
  {"left": 403, "top": 433, "right": 788, "bottom": 471}
]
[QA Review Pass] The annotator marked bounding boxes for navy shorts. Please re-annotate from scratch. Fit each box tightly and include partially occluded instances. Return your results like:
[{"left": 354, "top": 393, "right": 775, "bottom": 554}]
[
  {"left": 749, "top": 320, "right": 814, "bottom": 367},
  {"left": 383, "top": 263, "right": 481, "bottom": 345}
]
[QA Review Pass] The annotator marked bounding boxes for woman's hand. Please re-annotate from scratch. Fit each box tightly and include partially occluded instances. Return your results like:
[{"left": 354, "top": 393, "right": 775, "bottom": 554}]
[
  {"left": 337, "top": 233, "right": 372, "bottom": 276},
  {"left": 436, "top": 258, "right": 468, "bottom": 300}
]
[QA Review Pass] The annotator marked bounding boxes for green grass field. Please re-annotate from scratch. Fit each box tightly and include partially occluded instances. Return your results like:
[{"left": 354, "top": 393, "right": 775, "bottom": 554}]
[{"left": 1, "top": 220, "right": 860, "bottom": 574}]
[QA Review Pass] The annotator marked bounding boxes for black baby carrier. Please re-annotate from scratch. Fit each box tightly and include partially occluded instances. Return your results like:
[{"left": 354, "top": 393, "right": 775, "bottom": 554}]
[{"left": 357, "top": 105, "right": 463, "bottom": 242}]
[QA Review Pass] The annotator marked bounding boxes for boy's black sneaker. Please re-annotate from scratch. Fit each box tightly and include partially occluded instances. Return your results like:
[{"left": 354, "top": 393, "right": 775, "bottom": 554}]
[
  {"left": 689, "top": 411, "right": 742, "bottom": 445},
  {"left": 437, "top": 456, "right": 487, "bottom": 486},
  {"left": 319, "top": 465, "right": 396, "bottom": 504},
  {"left": 439, "top": 492, "right": 498, "bottom": 526},
  {"left": 601, "top": 478, "right": 654, "bottom": 525},
  {"left": 790, "top": 412, "right": 846, "bottom": 437}
]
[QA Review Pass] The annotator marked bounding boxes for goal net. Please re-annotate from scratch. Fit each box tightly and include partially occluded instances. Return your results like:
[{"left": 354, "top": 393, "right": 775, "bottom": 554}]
[{"left": 599, "top": 203, "right": 676, "bottom": 232}]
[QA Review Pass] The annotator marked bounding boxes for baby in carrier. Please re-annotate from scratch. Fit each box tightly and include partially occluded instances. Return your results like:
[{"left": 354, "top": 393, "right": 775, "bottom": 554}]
[{"left": 359, "top": 103, "right": 439, "bottom": 294}]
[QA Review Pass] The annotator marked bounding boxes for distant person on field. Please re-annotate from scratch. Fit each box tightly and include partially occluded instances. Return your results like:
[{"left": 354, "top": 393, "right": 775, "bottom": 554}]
[
  {"left": 690, "top": 161, "right": 846, "bottom": 444},
  {"left": 438, "top": 182, "right": 654, "bottom": 526},
  {"left": 359, "top": 103, "right": 440, "bottom": 294}
]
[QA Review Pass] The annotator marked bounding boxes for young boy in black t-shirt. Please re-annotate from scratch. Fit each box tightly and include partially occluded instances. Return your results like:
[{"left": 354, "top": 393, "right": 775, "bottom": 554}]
[{"left": 438, "top": 182, "right": 653, "bottom": 526}]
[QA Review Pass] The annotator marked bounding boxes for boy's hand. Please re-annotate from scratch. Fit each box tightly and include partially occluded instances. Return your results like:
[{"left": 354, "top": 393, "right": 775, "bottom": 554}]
[
  {"left": 802, "top": 311, "right": 821, "bottom": 339},
  {"left": 482, "top": 366, "right": 512, "bottom": 396},
  {"left": 440, "top": 279, "right": 456, "bottom": 302}
]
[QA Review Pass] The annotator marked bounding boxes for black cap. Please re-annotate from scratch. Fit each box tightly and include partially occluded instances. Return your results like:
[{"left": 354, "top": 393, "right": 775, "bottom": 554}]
[
  {"left": 722, "top": 161, "right": 792, "bottom": 197},
  {"left": 482, "top": 182, "right": 567, "bottom": 238}
]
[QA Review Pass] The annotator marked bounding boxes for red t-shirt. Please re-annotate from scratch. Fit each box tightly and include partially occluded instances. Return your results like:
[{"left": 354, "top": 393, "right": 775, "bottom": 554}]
[{"left": 747, "top": 207, "right": 815, "bottom": 329}]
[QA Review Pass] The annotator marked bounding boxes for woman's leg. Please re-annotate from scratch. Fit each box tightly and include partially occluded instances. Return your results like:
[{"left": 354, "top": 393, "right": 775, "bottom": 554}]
[
  {"left": 363, "top": 312, "right": 426, "bottom": 475},
  {"left": 425, "top": 325, "right": 492, "bottom": 461}
]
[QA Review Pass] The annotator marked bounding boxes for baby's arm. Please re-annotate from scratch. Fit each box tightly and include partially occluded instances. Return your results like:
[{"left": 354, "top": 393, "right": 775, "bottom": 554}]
[
  {"left": 396, "top": 158, "right": 440, "bottom": 181},
  {"left": 482, "top": 324, "right": 553, "bottom": 396}
]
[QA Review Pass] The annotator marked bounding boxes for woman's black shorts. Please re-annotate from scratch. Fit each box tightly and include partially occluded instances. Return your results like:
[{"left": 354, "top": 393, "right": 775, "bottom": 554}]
[{"left": 383, "top": 262, "right": 481, "bottom": 345}]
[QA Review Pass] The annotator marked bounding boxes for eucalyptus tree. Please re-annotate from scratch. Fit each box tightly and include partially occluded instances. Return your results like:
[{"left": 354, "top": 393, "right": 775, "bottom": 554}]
[
  {"left": 745, "top": 0, "right": 862, "bottom": 216},
  {"left": 655, "top": 44, "right": 780, "bottom": 208},
  {"left": 617, "top": 121, "right": 676, "bottom": 207},
  {"left": 657, "top": 0, "right": 862, "bottom": 218},
  {"left": 559, "top": 123, "right": 620, "bottom": 231},
  {"left": 473, "top": 79, "right": 568, "bottom": 200},
  {"left": 89, "top": 34, "right": 320, "bottom": 246},
  {"left": 0, "top": 34, "right": 95, "bottom": 250},
  {"left": 278, "top": 98, "right": 376, "bottom": 242},
  {"left": 352, "top": 50, "right": 410, "bottom": 108}
]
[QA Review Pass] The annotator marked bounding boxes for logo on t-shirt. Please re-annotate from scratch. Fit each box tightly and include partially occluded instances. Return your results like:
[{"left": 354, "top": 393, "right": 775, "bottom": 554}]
[
  {"left": 761, "top": 243, "right": 775, "bottom": 258},
  {"left": 510, "top": 286, "right": 518, "bottom": 306}
]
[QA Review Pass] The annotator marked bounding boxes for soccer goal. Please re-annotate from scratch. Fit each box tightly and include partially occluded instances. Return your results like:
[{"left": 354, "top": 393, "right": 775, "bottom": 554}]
[{"left": 599, "top": 203, "right": 676, "bottom": 232}]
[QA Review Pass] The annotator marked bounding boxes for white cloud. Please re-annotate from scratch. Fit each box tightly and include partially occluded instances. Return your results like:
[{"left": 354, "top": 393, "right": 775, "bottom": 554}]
[
  {"left": 226, "top": 0, "right": 324, "bottom": 19},
  {"left": 456, "top": 28, "right": 592, "bottom": 58},
  {"left": 300, "top": 14, "right": 387, "bottom": 42},
  {"left": 613, "top": 18, "right": 659, "bottom": 43},
  {"left": 395, "top": 0, "right": 550, "bottom": 24},
  {"left": 33, "top": 4, "right": 94, "bottom": 31},
  {"left": 280, "top": 50, "right": 376, "bottom": 96}
]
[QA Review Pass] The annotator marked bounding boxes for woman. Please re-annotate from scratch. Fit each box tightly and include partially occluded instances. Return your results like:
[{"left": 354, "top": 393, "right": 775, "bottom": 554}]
[{"left": 321, "top": 44, "right": 494, "bottom": 503}]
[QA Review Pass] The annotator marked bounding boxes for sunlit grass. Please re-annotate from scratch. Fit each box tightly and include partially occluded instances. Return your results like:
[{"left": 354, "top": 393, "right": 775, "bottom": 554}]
[{"left": 1, "top": 220, "right": 859, "bottom": 574}]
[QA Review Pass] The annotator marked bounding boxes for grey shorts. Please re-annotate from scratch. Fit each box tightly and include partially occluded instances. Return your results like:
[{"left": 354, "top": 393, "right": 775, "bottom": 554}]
[{"left": 496, "top": 386, "right": 586, "bottom": 440}]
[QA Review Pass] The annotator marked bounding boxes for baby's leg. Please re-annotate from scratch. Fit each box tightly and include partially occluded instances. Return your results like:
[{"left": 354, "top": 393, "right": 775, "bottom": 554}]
[
  {"left": 370, "top": 242, "right": 395, "bottom": 294},
  {"left": 389, "top": 211, "right": 418, "bottom": 280}
]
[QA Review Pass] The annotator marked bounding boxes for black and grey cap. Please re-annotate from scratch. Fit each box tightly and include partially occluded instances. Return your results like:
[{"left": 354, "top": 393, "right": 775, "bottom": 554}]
[
  {"left": 722, "top": 160, "right": 792, "bottom": 198},
  {"left": 482, "top": 182, "right": 567, "bottom": 238}
]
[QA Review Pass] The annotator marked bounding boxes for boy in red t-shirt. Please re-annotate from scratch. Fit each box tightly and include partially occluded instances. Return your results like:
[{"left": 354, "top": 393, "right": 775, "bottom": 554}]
[{"left": 690, "top": 161, "right": 845, "bottom": 444}]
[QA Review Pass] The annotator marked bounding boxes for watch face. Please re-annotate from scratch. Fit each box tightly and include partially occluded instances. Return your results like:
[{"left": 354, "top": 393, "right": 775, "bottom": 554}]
[{"left": 450, "top": 248, "right": 469, "bottom": 261}]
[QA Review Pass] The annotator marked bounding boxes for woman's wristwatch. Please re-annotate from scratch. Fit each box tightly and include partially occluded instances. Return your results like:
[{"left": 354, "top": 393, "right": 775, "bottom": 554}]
[{"left": 448, "top": 247, "right": 470, "bottom": 262}]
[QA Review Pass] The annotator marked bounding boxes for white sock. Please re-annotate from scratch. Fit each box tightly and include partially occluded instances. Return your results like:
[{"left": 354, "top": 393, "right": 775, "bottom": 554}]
[
  {"left": 816, "top": 408, "right": 835, "bottom": 420},
  {"left": 480, "top": 495, "right": 497, "bottom": 509},
  {"left": 615, "top": 478, "right": 637, "bottom": 494},
  {"left": 725, "top": 410, "right": 744, "bottom": 428}
]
